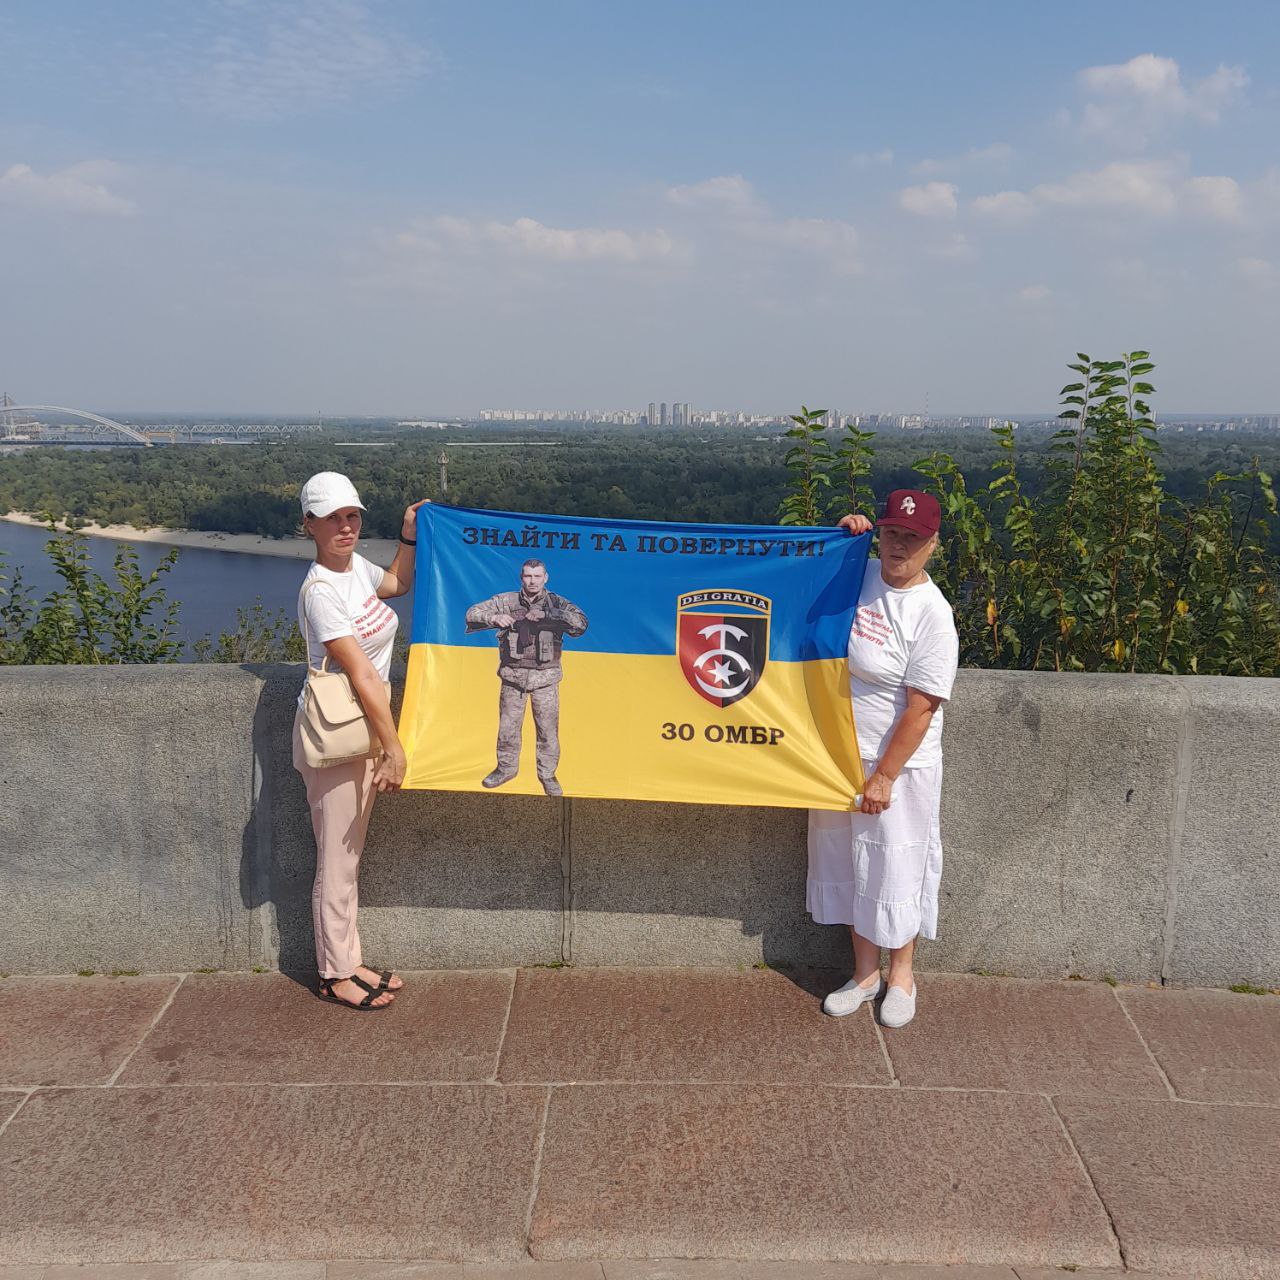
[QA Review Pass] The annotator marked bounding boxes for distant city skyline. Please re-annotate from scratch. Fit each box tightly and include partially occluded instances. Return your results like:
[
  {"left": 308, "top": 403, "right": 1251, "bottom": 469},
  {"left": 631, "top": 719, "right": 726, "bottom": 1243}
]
[
  {"left": 2, "top": 2, "right": 1278, "bottom": 413},
  {"left": 6, "top": 397, "right": 1278, "bottom": 432}
]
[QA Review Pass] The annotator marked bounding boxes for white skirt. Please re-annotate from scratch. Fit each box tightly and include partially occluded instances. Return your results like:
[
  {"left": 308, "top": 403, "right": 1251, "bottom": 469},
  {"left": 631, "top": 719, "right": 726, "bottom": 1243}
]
[{"left": 807, "top": 760, "right": 943, "bottom": 949}]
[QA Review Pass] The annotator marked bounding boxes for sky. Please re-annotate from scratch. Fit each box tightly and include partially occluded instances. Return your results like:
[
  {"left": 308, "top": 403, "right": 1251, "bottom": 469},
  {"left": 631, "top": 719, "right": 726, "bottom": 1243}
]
[{"left": 1, "top": 0, "right": 1279, "bottom": 416}]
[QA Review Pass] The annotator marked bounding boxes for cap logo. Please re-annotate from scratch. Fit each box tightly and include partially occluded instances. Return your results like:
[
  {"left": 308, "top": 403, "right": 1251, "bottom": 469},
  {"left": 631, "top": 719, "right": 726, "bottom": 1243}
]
[{"left": 901, "top": 496, "right": 916, "bottom": 515}]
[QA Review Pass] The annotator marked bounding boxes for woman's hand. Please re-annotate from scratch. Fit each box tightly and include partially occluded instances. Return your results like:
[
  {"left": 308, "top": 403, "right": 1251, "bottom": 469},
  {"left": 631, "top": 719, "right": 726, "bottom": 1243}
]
[
  {"left": 838, "top": 513, "right": 874, "bottom": 536},
  {"left": 373, "top": 744, "right": 407, "bottom": 794},
  {"left": 401, "top": 499, "right": 431, "bottom": 543},
  {"left": 859, "top": 769, "right": 894, "bottom": 815}
]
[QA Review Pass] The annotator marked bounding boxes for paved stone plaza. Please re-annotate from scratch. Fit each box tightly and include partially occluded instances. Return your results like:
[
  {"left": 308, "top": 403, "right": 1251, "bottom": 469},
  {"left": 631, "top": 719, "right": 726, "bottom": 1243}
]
[{"left": 1, "top": 969, "right": 1277, "bottom": 1279}]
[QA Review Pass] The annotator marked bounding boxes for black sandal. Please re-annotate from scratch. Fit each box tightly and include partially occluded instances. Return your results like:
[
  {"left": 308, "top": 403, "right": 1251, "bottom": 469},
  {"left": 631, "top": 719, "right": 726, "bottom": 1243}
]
[
  {"left": 318, "top": 973, "right": 393, "bottom": 1011},
  {"left": 362, "top": 966, "right": 403, "bottom": 993}
]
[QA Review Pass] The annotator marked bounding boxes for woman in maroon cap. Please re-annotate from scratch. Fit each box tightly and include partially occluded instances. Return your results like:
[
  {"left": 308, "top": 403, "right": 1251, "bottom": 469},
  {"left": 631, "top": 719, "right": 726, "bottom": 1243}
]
[{"left": 807, "top": 490, "right": 959, "bottom": 1028}]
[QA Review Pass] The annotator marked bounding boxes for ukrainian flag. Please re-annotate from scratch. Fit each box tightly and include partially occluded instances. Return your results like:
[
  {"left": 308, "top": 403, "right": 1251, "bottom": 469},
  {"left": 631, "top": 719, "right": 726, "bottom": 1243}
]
[{"left": 400, "top": 505, "right": 869, "bottom": 810}]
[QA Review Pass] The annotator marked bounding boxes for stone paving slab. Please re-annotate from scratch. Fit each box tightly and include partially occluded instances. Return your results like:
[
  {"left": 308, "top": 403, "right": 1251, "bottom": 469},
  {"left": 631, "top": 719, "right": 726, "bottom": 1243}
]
[
  {"left": 0, "top": 1267, "right": 1177, "bottom": 1280},
  {"left": 497, "top": 968, "right": 888, "bottom": 1084},
  {"left": 603, "top": 1265, "right": 1017, "bottom": 1279},
  {"left": 180, "top": 1268, "right": 326, "bottom": 1280},
  {"left": 601, "top": 1265, "right": 883, "bottom": 1280},
  {"left": 38, "top": 1268, "right": 194, "bottom": 1280},
  {"left": 41, "top": 1266, "right": 328, "bottom": 1279},
  {"left": 1116, "top": 986, "right": 1280, "bottom": 1103},
  {"left": 118, "top": 972, "right": 515, "bottom": 1085},
  {"left": 0, "top": 1091, "right": 29, "bottom": 1129},
  {"left": 880, "top": 977, "right": 1167, "bottom": 1097},
  {"left": 1012, "top": 1271, "right": 1136, "bottom": 1280},
  {"left": 529, "top": 1084, "right": 1119, "bottom": 1267},
  {"left": 1, "top": 970, "right": 1271, "bottom": 1277},
  {"left": 0, "top": 1085, "right": 547, "bottom": 1265},
  {"left": 879, "top": 1269, "right": 1021, "bottom": 1280},
  {"left": 1056, "top": 1096, "right": 1280, "bottom": 1278},
  {"left": 329, "top": 1264, "right": 606, "bottom": 1278},
  {"left": 0, "top": 975, "right": 180, "bottom": 1087},
  {"left": 0, "top": 1265, "right": 1152, "bottom": 1280}
]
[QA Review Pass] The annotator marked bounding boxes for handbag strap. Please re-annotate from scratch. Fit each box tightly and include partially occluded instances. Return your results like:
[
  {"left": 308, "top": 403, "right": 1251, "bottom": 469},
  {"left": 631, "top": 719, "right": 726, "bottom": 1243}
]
[
  {"left": 299, "top": 573, "right": 390, "bottom": 692},
  {"left": 300, "top": 576, "right": 341, "bottom": 675}
]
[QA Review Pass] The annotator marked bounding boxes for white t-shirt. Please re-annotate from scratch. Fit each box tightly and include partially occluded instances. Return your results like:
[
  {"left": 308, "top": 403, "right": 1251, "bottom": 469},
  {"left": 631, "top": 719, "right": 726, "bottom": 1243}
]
[
  {"left": 847, "top": 558, "right": 959, "bottom": 769},
  {"left": 297, "top": 554, "right": 398, "bottom": 706}
]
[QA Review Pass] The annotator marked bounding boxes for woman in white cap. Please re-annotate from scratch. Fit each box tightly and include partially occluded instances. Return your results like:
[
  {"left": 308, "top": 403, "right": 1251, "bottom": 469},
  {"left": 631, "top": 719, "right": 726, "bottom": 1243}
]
[
  {"left": 808, "top": 489, "right": 959, "bottom": 1028},
  {"left": 295, "top": 471, "right": 426, "bottom": 1011}
]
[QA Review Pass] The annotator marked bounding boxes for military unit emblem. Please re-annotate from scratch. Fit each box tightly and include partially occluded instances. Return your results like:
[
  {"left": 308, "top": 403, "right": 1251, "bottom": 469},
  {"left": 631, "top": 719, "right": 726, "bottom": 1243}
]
[{"left": 676, "top": 590, "right": 771, "bottom": 707}]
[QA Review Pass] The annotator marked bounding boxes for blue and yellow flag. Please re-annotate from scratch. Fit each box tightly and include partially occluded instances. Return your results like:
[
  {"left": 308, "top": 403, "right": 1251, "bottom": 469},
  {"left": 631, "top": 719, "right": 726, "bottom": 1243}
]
[{"left": 400, "top": 505, "right": 870, "bottom": 810}]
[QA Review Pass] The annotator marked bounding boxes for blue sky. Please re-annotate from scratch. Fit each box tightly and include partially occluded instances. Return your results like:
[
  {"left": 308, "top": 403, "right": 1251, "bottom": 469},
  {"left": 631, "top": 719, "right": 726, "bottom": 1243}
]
[{"left": 2, "top": 1, "right": 1278, "bottom": 415}]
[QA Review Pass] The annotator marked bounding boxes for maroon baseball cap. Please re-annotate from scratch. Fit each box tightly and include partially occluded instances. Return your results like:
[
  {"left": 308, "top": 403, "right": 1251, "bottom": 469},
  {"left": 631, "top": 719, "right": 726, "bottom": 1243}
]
[{"left": 877, "top": 489, "right": 941, "bottom": 537}]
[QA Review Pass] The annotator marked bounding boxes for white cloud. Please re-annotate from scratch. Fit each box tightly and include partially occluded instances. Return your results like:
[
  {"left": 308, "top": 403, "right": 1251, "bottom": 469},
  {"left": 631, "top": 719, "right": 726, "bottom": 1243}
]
[
  {"left": 665, "top": 174, "right": 760, "bottom": 215},
  {"left": 665, "top": 174, "right": 860, "bottom": 273},
  {"left": 850, "top": 148, "right": 894, "bottom": 169},
  {"left": 1081, "top": 53, "right": 1183, "bottom": 99},
  {"left": 971, "top": 190, "right": 1035, "bottom": 223},
  {"left": 1015, "top": 285, "right": 1051, "bottom": 304},
  {"left": 1183, "top": 175, "right": 1244, "bottom": 223},
  {"left": 0, "top": 161, "right": 134, "bottom": 216},
  {"left": 1074, "top": 54, "right": 1248, "bottom": 143},
  {"left": 399, "top": 215, "right": 677, "bottom": 264},
  {"left": 898, "top": 181, "right": 958, "bottom": 218},
  {"left": 1033, "top": 160, "right": 1180, "bottom": 215},
  {"left": 973, "top": 161, "right": 1257, "bottom": 225},
  {"left": 914, "top": 143, "right": 1013, "bottom": 175}
]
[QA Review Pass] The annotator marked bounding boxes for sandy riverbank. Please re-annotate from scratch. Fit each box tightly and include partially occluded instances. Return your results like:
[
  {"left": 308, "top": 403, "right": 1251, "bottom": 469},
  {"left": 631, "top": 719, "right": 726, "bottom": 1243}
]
[{"left": 0, "top": 512, "right": 399, "bottom": 563}]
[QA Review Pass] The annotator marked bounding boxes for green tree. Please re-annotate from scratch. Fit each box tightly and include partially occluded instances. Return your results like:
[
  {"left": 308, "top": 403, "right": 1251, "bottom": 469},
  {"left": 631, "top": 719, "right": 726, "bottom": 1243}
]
[
  {"left": 912, "top": 353, "right": 1280, "bottom": 675},
  {"left": 0, "top": 524, "right": 182, "bottom": 664},
  {"left": 830, "top": 417, "right": 877, "bottom": 523},
  {"left": 778, "top": 406, "right": 832, "bottom": 526},
  {"left": 0, "top": 558, "right": 37, "bottom": 664},
  {"left": 190, "top": 600, "right": 307, "bottom": 663}
]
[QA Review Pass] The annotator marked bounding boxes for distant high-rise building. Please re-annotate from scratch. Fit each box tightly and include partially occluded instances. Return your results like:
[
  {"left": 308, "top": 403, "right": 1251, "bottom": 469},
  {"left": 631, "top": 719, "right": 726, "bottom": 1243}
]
[
  {"left": 660, "top": 402, "right": 669, "bottom": 426},
  {"left": 672, "top": 401, "right": 689, "bottom": 426},
  {"left": 647, "top": 401, "right": 657, "bottom": 426}
]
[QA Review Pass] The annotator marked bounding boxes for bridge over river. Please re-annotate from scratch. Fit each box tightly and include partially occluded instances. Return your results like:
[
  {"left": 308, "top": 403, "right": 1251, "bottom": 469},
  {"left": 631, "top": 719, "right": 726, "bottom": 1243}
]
[{"left": 1, "top": 396, "right": 324, "bottom": 445}]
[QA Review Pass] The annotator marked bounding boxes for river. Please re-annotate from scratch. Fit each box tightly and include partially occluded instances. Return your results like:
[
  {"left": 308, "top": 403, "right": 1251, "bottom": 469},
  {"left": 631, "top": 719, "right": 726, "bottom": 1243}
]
[{"left": 0, "top": 520, "right": 411, "bottom": 657}]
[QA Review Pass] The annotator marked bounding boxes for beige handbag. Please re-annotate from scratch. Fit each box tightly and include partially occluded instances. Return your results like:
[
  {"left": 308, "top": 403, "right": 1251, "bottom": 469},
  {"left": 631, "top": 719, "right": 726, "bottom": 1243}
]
[
  {"left": 298, "top": 657, "right": 391, "bottom": 768},
  {"left": 298, "top": 578, "right": 390, "bottom": 768}
]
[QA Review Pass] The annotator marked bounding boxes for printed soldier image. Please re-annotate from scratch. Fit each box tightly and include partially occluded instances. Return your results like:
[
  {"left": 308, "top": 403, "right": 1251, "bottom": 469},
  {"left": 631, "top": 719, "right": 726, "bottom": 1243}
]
[{"left": 465, "top": 558, "right": 589, "bottom": 796}]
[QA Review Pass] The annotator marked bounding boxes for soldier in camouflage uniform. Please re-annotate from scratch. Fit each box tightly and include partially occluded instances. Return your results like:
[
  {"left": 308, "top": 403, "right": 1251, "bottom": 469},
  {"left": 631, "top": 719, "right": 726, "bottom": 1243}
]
[{"left": 465, "top": 558, "right": 588, "bottom": 797}]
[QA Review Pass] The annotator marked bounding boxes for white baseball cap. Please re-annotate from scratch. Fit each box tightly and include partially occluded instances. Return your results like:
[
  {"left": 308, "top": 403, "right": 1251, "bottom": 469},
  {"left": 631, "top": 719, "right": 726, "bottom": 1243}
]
[{"left": 299, "top": 472, "right": 366, "bottom": 518}]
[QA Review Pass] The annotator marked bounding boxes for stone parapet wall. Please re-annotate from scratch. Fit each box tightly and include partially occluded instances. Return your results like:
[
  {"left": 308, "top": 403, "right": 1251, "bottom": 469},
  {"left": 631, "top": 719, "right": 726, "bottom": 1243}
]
[{"left": 1, "top": 665, "right": 1275, "bottom": 986}]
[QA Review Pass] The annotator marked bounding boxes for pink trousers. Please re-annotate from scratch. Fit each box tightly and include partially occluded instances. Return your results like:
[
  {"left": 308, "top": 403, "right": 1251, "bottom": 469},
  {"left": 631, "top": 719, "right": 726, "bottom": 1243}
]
[{"left": 292, "top": 714, "right": 377, "bottom": 979}]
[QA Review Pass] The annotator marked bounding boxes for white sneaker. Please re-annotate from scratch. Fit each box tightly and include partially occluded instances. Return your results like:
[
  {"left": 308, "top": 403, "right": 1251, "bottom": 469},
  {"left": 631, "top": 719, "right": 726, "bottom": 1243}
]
[
  {"left": 879, "top": 982, "right": 917, "bottom": 1028},
  {"left": 822, "top": 974, "right": 883, "bottom": 1017}
]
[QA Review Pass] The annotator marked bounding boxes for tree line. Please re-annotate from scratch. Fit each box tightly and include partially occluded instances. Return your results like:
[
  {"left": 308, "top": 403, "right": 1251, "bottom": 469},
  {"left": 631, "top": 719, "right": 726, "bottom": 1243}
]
[
  {"left": 2, "top": 351, "right": 1279, "bottom": 674},
  {"left": 2, "top": 422, "right": 1278, "bottom": 546}
]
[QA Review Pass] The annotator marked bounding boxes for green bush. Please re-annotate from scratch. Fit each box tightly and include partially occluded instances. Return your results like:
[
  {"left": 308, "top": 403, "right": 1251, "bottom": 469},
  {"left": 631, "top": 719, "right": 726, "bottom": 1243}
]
[
  {"left": 0, "top": 524, "right": 181, "bottom": 664},
  {"left": 0, "top": 525, "right": 304, "bottom": 665},
  {"left": 784, "top": 351, "right": 1280, "bottom": 676},
  {"left": 189, "top": 600, "right": 306, "bottom": 663}
]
